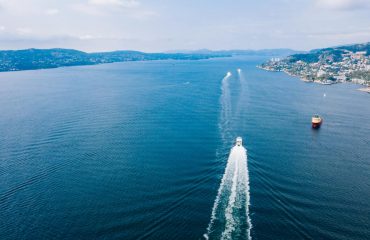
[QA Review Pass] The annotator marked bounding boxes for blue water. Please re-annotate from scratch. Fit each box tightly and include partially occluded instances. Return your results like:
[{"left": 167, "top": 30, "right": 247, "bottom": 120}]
[{"left": 0, "top": 57, "right": 369, "bottom": 240}]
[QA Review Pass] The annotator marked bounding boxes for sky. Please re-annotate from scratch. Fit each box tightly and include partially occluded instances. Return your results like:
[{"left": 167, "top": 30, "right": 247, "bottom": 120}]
[{"left": 0, "top": 0, "right": 369, "bottom": 52}]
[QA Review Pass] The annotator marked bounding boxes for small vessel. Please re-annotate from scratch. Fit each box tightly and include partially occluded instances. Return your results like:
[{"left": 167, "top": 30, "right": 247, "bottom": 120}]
[
  {"left": 312, "top": 115, "right": 323, "bottom": 129},
  {"left": 321, "top": 80, "right": 333, "bottom": 85},
  {"left": 236, "top": 137, "right": 243, "bottom": 146}
]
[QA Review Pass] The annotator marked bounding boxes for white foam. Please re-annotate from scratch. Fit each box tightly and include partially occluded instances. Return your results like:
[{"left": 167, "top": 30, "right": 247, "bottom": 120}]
[
  {"left": 206, "top": 73, "right": 234, "bottom": 236},
  {"left": 207, "top": 146, "right": 252, "bottom": 240},
  {"left": 206, "top": 146, "right": 236, "bottom": 235},
  {"left": 221, "top": 147, "right": 239, "bottom": 240},
  {"left": 220, "top": 73, "right": 232, "bottom": 141},
  {"left": 206, "top": 72, "right": 252, "bottom": 239}
]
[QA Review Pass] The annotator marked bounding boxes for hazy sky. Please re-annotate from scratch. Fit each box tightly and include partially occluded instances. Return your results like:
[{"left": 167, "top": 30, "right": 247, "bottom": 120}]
[{"left": 0, "top": 0, "right": 369, "bottom": 52}]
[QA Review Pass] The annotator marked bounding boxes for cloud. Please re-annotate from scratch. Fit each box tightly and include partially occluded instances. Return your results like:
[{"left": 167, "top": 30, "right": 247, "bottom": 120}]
[
  {"left": 72, "top": 0, "right": 156, "bottom": 20},
  {"left": 71, "top": 3, "right": 104, "bottom": 16},
  {"left": 45, "top": 8, "right": 59, "bottom": 15},
  {"left": 315, "top": 0, "right": 370, "bottom": 10},
  {"left": 79, "top": 34, "right": 95, "bottom": 40},
  {"left": 130, "top": 9, "right": 158, "bottom": 20},
  {"left": 16, "top": 27, "right": 32, "bottom": 35},
  {"left": 88, "top": 0, "right": 140, "bottom": 8},
  {"left": 0, "top": 32, "right": 149, "bottom": 52},
  {"left": 307, "top": 28, "right": 370, "bottom": 38}
]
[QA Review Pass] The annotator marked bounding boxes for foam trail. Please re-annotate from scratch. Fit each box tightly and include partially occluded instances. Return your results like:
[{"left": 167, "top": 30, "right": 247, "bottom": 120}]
[
  {"left": 219, "top": 72, "right": 233, "bottom": 142},
  {"left": 221, "top": 148, "right": 239, "bottom": 240},
  {"left": 205, "top": 72, "right": 234, "bottom": 239},
  {"left": 206, "top": 71, "right": 252, "bottom": 240},
  {"left": 205, "top": 147, "right": 236, "bottom": 238},
  {"left": 206, "top": 145, "right": 252, "bottom": 239}
]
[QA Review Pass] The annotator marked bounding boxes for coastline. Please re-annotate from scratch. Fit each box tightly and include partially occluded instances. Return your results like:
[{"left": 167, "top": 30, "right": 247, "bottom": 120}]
[
  {"left": 258, "top": 66, "right": 367, "bottom": 87},
  {"left": 0, "top": 49, "right": 232, "bottom": 73},
  {"left": 358, "top": 87, "right": 370, "bottom": 93}
]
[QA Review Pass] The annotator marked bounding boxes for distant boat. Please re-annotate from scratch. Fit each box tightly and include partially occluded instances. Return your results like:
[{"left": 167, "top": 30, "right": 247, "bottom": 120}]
[
  {"left": 236, "top": 137, "right": 243, "bottom": 146},
  {"left": 321, "top": 82, "right": 333, "bottom": 85},
  {"left": 312, "top": 115, "right": 323, "bottom": 129}
]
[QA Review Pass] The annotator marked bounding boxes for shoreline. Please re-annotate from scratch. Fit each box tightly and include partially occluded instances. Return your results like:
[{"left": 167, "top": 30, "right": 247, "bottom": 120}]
[
  {"left": 0, "top": 56, "right": 231, "bottom": 74},
  {"left": 258, "top": 66, "right": 368, "bottom": 87},
  {"left": 358, "top": 87, "right": 370, "bottom": 93}
]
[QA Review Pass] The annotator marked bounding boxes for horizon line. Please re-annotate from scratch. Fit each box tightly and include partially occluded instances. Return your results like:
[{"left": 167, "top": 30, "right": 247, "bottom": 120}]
[{"left": 0, "top": 41, "right": 368, "bottom": 54}]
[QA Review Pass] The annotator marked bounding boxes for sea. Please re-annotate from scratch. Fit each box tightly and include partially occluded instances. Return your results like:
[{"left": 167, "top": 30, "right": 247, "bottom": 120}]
[{"left": 0, "top": 56, "right": 369, "bottom": 240}]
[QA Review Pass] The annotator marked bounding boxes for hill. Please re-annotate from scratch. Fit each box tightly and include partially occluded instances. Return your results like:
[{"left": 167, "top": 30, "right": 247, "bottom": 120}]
[
  {"left": 0, "top": 48, "right": 230, "bottom": 72},
  {"left": 168, "top": 48, "right": 301, "bottom": 57},
  {"left": 260, "top": 42, "right": 370, "bottom": 86}
]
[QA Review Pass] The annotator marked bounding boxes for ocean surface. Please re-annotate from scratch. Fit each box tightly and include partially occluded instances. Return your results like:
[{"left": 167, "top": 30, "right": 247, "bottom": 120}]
[{"left": 0, "top": 56, "right": 369, "bottom": 240}]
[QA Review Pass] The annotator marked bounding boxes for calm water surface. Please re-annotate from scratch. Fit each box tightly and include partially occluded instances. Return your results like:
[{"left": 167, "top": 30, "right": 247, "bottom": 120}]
[{"left": 0, "top": 57, "right": 369, "bottom": 239}]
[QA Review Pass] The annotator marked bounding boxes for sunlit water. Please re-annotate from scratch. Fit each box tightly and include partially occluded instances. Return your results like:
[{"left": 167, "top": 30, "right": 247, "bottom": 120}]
[{"left": 0, "top": 57, "right": 369, "bottom": 239}]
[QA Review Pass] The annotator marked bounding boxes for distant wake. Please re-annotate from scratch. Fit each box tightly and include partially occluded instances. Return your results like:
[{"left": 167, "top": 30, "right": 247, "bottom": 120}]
[
  {"left": 205, "top": 71, "right": 252, "bottom": 240},
  {"left": 220, "top": 72, "right": 232, "bottom": 142}
]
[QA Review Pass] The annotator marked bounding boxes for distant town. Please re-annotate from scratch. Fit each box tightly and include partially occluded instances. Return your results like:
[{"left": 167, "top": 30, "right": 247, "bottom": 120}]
[{"left": 260, "top": 42, "right": 370, "bottom": 93}]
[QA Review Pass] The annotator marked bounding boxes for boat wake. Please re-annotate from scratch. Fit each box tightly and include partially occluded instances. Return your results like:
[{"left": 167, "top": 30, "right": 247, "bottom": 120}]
[
  {"left": 220, "top": 72, "right": 232, "bottom": 142},
  {"left": 205, "top": 71, "right": 252, "bottom": 240},
  {"left": 206, "top": 146, "right": 252, "bottom": 240}
]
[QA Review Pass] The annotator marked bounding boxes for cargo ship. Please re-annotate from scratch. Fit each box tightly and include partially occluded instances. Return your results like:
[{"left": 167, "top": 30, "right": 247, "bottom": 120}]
[{"left": 312, "top": 115, "right": 323, "bottom": 129}]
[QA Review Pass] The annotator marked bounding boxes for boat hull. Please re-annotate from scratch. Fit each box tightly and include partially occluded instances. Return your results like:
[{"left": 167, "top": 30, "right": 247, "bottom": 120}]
[{"left": 312, "top": 121, "right": 322, "bottom": 129}]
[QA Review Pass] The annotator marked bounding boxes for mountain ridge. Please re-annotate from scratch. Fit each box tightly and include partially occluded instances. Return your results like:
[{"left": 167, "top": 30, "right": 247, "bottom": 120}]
[{"left": 0, "top": 48, "right": 230, "bottom": 72}]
